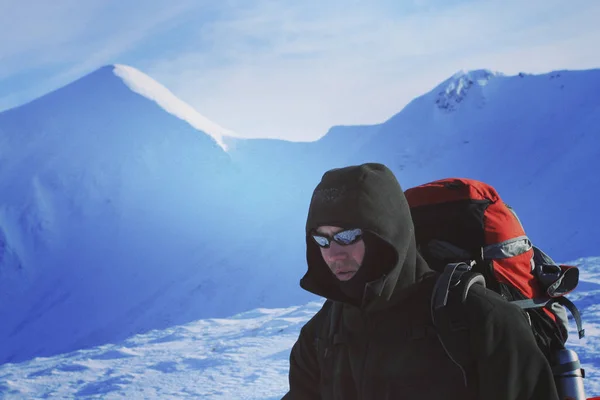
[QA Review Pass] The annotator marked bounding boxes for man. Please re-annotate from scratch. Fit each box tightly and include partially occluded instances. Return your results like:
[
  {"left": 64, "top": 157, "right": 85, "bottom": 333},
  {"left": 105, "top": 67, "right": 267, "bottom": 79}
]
[{"left": 283, "top": 163, "right": 558, "bottom": 399}]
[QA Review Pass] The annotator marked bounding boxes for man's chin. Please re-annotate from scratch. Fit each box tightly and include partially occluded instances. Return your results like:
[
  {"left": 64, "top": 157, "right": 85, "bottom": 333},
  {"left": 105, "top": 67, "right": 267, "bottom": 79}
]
[{"left": 335, "top": 271, "right": 357, "bottom": 281}]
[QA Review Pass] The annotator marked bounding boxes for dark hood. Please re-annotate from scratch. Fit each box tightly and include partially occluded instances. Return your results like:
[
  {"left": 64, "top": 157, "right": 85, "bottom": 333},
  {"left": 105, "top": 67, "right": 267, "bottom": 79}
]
[{"left": 300, "top": 163, "right": 433, "bottom": 311}]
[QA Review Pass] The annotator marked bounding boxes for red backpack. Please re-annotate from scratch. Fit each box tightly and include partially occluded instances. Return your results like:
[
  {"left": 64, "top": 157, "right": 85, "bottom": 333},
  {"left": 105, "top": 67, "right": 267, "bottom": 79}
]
[
  {"left": 405, "top": 178, "right": 582, "bottom": 337},
  {"left": 405, "top": 178, "right": 588, "bottom": 395}
]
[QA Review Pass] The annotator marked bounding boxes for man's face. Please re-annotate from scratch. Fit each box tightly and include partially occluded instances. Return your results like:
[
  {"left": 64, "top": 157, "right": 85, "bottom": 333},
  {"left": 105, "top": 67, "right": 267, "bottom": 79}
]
[{"left": 315, "top": 225, "right": 366, "bottom": 281}]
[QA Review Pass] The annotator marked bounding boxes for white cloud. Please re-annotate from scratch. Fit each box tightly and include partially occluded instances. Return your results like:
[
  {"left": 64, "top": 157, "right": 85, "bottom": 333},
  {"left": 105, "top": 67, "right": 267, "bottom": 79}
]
[
  {"left": 0, "top": 1, "right": 197, "bottom": 108},
  {"left": 143, "top": 0, "right": 600, "bottom": 140},
  {"left": 2, "top": 0, "right": 599, "bottom": 141}
]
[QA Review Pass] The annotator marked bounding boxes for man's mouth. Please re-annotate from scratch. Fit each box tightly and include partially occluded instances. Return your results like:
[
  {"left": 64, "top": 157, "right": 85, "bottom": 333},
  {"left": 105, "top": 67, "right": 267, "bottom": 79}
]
[{"left": 335, "top": 270, "right": 356, "bottom": 279}]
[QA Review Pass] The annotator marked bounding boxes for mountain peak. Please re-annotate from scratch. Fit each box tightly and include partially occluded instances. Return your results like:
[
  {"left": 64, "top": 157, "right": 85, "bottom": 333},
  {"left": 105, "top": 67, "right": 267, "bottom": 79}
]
[
  {"left": 111, "top": 64, "right": 232, "bottom": 151},
  {"left": 3, "top": 65, "right": 233, "bottom": 151},
  {"left": 451, "top": 68, "right": 501, "bottom": 80},
  {"left": 434, "top": 69, "right": 499, "bottom": 112}
]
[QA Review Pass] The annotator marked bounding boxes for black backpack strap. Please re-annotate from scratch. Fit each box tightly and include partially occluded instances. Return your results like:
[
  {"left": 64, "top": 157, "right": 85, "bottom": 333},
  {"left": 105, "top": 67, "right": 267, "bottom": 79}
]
[
  {"left": 432, "top": 262, "right": 482, "bottom": 310},
  {"left": 553, "top": 297, "right": 585, "bottom": 339},
  {"left": 511, "top": 296, "right": 585, "bottom": 339},
  {"left": 431, "top": 264, "right": 486, "bottom": 389}
]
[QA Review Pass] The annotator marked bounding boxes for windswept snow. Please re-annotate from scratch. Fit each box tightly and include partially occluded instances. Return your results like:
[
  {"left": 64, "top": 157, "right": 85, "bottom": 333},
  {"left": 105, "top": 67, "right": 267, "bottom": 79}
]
[
  {"left": 113, "top": 65, "right": 233, "bottom": 151},
  {"left": 0, "top": 256, "right": 598, "bottom": 399},
  {"left": 0, "top": 302, "right": 324, "bottom": 399}
]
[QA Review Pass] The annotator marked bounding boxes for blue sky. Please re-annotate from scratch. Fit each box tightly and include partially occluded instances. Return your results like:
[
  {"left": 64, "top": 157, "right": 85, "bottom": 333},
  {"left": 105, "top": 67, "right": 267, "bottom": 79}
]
[{"left": 1, "top": 0, "right": 599, "bottom": 141}]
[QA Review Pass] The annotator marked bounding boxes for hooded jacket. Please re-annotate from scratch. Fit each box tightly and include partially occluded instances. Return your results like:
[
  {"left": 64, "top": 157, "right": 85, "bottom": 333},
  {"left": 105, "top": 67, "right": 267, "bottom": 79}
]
[{"left": 283, "top": 163, "right": 558, "bottom": 400}]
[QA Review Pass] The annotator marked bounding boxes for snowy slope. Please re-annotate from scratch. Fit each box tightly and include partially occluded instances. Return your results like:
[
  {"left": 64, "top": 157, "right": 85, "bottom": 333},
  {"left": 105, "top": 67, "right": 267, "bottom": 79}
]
[
  {"left": 0, "top": 301, "right": 323, "bottom": 399},
  {"left": 0, "top": 257, "right": 598, "bottom": 399}
]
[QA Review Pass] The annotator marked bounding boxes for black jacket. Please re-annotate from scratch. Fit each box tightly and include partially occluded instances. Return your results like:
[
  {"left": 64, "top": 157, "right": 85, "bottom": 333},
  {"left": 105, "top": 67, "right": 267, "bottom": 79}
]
[{"left": 284, "top": 163, "right": 558, "bottom": 399}]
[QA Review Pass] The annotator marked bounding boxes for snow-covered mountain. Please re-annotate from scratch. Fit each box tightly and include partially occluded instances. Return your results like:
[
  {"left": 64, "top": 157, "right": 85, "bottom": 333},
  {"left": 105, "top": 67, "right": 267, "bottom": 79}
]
[
  {"left": 228, "top": 68, "right": 600, "bottom": 261},
  {"left": 1, "top": 65, "right": 598, "bottom": 368},
  {"left": 0, "top": 65, "right": 314, "bottom": 365},
  {"left": 1, "top": 256, "right": 598, "bottom": 399},
  {"left": 346, "top": 68, "right": 600, "bottom": 262}
]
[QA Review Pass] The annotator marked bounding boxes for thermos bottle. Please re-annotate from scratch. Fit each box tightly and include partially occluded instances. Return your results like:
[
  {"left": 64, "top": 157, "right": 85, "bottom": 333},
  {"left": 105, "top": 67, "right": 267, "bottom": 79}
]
[{"left": 553, "top": 348, "right": 587, "bottom": 400}]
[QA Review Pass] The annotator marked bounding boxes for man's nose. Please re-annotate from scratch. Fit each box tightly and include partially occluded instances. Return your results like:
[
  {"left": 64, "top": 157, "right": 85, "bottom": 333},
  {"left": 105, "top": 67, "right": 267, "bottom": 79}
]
[{"left": 326, "top": 241, "right": 347, "bottom": 258}]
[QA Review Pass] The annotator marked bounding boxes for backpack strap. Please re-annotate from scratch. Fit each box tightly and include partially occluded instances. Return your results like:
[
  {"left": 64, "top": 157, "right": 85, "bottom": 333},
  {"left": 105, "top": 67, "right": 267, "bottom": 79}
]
[
  {"left": 511, "top": 296, "right": 585, "bottom": 339},
  {"left": 433, "top": 257, "right": 585, "bottom": 341},
  {"left": 431, "top": 263, "right": 486, "bottom": 389},
  {"left": 432, "top": 261, "right": 485, "bottom": 310}
]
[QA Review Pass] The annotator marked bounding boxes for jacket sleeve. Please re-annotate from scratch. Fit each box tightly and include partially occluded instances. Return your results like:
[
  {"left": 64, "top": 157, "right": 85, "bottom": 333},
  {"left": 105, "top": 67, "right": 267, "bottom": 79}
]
[
  {"left": 282, "top": 319, "right": 322, "bottom": 399},
  {"left": 467, "top": 288, "right": 559, "bottom": 400}
]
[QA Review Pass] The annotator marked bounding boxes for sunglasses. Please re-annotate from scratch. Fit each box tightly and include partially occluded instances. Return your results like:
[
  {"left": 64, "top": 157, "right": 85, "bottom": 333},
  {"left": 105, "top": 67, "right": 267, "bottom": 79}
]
[{"left": 311, "top": 228, "right": 363, "bottom": 248}]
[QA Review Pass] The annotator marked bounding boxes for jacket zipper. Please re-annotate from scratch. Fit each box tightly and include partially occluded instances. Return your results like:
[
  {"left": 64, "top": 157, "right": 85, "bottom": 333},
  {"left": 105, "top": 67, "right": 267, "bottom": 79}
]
[
  {"left": 359, "top": 311, "right": 371, "bottom": 399},
  {"left": 357, "top": 278, "right": 383, "bottom": 398}
]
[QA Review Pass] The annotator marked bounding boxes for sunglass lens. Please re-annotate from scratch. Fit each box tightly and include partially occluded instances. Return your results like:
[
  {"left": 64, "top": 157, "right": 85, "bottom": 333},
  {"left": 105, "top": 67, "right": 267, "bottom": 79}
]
[
  {"left": 333, "top": 228, "right": 362, "bottom": 245},
  {"left": 312, "top": 235, "right": 330, "bottom": 248}
]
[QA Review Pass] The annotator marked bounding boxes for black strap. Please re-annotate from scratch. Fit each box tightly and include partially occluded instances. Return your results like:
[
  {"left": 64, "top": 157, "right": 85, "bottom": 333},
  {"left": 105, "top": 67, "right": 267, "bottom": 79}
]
[
  {"left": 552, "top": 360, "right": 581, "bottom": 375},
  {"left": 433, "top": 262, "right": 474, "bottom": 310},
  {"left": 431, "top": 266, "right": 484, "bottom": 390},
  {"left": 511, "top": 296, "right": 585, "bottom": 339},
  {"left": 510, "top": 297, "right": 552, "bottom": 309},
  {"left": 460, "top": 273, "right": 487, "bottom": 303},
  {"left": 554, "top": 297, "right": 585, "bottom": 339}
]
